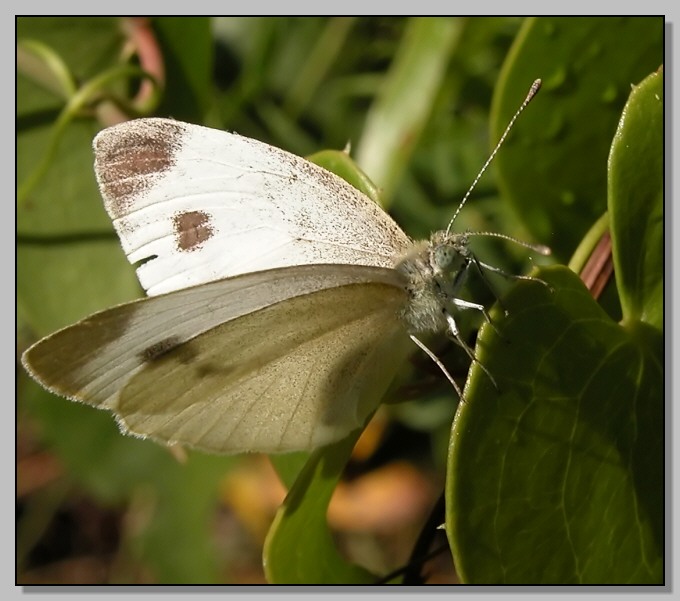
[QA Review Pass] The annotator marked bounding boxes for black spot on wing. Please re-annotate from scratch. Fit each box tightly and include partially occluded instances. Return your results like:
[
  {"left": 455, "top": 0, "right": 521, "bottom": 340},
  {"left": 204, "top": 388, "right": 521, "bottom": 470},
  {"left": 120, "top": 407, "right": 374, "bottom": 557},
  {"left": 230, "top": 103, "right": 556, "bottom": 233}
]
[
  {"left": 173, "top": 210, "right": 215, "bottom": 252},
  {"left": 140, "top": 337, "right": 234, "bottom": 378},
  {"left": 141, "top": 337, "right": 191, "bottom": 363}
]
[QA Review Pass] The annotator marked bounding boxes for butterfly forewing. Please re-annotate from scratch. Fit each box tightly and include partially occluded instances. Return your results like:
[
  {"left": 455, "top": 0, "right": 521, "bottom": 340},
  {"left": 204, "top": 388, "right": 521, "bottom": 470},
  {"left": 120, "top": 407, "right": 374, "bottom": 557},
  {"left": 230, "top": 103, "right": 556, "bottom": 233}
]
[{"left": 94, "top": 118, "right": 412, "bottom": 296}]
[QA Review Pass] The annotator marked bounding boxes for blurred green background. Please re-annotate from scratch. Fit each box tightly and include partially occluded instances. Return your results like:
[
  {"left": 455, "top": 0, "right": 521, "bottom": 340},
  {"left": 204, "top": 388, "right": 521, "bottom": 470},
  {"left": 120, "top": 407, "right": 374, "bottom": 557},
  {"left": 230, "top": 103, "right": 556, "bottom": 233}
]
[{"left": 16, "top": 17, "right": 663, "bottom": 584}]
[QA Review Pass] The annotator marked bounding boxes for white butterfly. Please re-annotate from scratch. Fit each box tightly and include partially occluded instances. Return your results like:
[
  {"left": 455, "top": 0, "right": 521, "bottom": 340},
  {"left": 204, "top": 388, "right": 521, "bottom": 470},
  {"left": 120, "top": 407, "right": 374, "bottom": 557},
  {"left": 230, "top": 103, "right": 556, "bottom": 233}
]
[{"left": 21, "top": 81, "right": 544, "bottom": 454}]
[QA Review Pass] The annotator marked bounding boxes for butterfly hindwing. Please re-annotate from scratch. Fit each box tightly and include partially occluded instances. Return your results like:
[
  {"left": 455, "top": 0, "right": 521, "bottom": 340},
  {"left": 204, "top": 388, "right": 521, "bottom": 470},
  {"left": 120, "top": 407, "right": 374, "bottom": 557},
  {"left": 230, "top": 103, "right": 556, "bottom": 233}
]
[
  {"left": 22, "top": 264, "right": 411, "bottom": 453},
  {"left": 119, "top": 280, "right": 412, "bottom": 453}
]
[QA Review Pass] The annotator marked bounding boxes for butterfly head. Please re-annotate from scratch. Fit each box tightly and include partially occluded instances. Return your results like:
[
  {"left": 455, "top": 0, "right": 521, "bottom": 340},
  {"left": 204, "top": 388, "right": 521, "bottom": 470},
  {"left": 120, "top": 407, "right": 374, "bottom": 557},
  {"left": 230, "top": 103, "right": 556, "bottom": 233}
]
[{"left": 428, "top": 230, "right": 470, "bottom": 279}]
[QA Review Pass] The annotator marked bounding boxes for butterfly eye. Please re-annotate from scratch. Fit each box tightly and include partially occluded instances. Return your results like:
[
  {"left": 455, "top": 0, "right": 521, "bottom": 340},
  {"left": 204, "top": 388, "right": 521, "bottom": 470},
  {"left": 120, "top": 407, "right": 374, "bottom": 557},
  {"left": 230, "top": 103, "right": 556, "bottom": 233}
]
[{"left": 431, "top": 244, "right": 466, "bottom": 275}]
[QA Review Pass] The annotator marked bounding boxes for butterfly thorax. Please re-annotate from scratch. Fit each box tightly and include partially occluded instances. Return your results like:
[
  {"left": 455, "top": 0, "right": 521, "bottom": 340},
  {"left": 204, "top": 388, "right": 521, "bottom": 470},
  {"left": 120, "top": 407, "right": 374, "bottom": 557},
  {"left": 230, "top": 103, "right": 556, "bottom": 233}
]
[{"left": 395, "top": 230, "right": 472, "bottom": 334}]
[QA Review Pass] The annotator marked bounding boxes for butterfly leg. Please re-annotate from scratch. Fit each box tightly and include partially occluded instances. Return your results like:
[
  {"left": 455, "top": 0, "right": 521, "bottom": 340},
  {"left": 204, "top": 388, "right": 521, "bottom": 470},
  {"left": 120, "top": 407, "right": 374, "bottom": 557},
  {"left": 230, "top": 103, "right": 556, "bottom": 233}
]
[
  {"left": 470, "top": 255, "right": 509, "bottom": 316},
  {"left": 409, "top": 334, "right": 465, "bottom": 401},
  {"left": 450, "top": 296, "right": 501, "bottom": 337},
  {"left": 444, "top": 311, "right": 498, "bottom": 391}
]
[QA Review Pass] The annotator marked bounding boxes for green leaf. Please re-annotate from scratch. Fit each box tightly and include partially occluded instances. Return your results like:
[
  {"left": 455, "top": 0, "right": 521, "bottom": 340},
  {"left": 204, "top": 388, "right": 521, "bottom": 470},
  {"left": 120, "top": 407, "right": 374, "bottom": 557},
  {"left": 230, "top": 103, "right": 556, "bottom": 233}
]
[
  {"left": 608, "top": 68, "right": 663, "bottom": 331},
  {"left": 446, "top": 266, "right": 662, "bottom": 583},
  {"left": 307, "top": 148, "right": 382, "bottom": 204},
  {"left": 263, "top": 430, "right": 376, "bottom": 584},
  {"left": 492, "top": 16, "right": 663, "bottom": 260}
]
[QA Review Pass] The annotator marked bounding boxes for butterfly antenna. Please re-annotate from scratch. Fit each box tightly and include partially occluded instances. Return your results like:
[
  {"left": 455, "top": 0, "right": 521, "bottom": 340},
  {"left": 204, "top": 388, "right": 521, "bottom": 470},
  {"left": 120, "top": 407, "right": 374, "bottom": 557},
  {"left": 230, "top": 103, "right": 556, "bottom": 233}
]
[
  {"left": 467, "top": 231, "right": 551, "bottom": 255},
  {"left": 445, "top": 79, "right": 542, "bottom": 236}
]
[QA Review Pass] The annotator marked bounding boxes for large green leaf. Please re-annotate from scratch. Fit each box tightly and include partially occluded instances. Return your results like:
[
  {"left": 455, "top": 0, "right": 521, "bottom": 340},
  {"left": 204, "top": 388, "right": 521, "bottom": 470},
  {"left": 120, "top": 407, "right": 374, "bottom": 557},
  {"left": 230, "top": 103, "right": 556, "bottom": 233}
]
[
  {"left": 447, "top": 55, "right": 664, "bottom": 583},
  {"left": 446, "top": 267, "right": 662, "bottom": 583}
]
